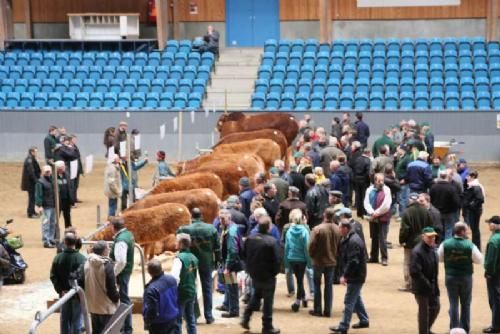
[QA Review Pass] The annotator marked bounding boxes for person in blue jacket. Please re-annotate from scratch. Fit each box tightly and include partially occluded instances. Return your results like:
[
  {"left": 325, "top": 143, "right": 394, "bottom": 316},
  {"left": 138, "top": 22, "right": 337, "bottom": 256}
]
[{"left": 119, "top": 155, "right": 148, "bottom": 210}]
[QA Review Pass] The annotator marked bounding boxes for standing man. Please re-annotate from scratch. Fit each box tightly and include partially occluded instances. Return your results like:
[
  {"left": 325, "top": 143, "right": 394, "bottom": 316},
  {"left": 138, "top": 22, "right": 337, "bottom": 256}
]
[
  {"left": 110, "top": 217, "right": 135, "bottom": 334},
  {"left": 483, "top": 216, "right": 500, "bottom": 334},
  {"left": 269, "top": 167, "right": 289, "bottom": 203},
  {"left": 143, "top": 259, "right": 179, "bottom": 334},
  {"left": 308, "top": 208, "right": 341, "bottom": 318},
  {"left": 329, "top": 220, "right": 369, "bottom": 333},
  {"left": 399, "top": 193, "right": 434, "bottom": 292},
  {"left": 217, "top": 209, "right": 243, "bottom": 318},
  {"left": 418, "top": 193, "right": 442, "bottom": 241},
  {"left": 354, "top": 112, "right": 370, "bottom": 149},
  {"left": 44, "top": 125, "right": 58, "bottom": 164},
  {"left": 263, "top": 183, "right": 280, "bottom": 224},
  {"left": 330, "top": 161, "right": 349, "bottom": 207},
  {"left": 55, "top": 160, "right": 75, "bottom": 228},
  {"left": 171, "top": 233, "right": 199, "bottom": 334},
  {"left": 275, "top": 186, "right": 306, "bottom": 234},
  {"left": 70, "top": 135, "right": 84, "bottom": 203},
  {"left": 83, "top": 240, "right": 120, "bottom": 334},
  {"left": 113, "top": 121, "right": 128, "bottom": 155},
  {"left": 35, "top": 165, "right": 57, "bottom": 248},
  {"left": 364, "top": 173, "right": 392, "bottom": 266},
  {"left": 395, "top": 144, "right": 413, "bottom": 216},
  {"left": 50, "top": 232, "right": 86, "bottom": 334},
  {"left": 410, "top": 227, "right": 441, "bottom": 334},
  {"left": 430, "top": 170, "right": 461, "bottom": 240},
  {"left": 103, "top": 154, "right": 122, "bottom": 217},
  {"left": 406, "top": 151, "right": 433, "bottom": 194},
  {"left": 372, "top": 129, "right": 396, "bottom": 158},
  {"left": 241, "top": 215, "right": 281, "bottom": 334},
  {"left": 304, "top": 174, "right": 329, "bottom": 230},
  {"left": 21, "top": 146, "right": 41, "bottom": 218},
  {"left": 463, "top": 170, "right": 485, "bottom": 250},
  {"left": 239, "top": 177, "right": 256, "bottom": 219},
  {"left": 352, "top": 148, "right": 371, "bottom": 218},
  {"left": 437, "top": 222, "right": 482, "bottom": 333},
  {"left": 177, "top": 208, "right": 220, "bottom": 324}
]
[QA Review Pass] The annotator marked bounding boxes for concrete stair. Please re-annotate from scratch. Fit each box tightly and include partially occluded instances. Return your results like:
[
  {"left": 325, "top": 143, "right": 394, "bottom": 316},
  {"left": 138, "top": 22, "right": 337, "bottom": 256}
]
[{"left": 204, "top": 48, "right": 261, "bottom": 110}]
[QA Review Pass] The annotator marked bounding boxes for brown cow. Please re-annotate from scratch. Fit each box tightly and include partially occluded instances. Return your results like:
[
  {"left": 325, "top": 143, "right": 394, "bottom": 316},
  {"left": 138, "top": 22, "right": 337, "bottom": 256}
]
[
  {"left": 178, "top": 153, "right": 265, "bottom": 186},
  {"left": 216, "top": 112, "right": 299, "bottom": 145},
  {"left": 93, "top": 203, "right": 191, "bottom": 259},
  {"left": 149, "top": 172, "right": 224, "bottom": 199},
  {"left": 212, "top": 139, "right": 282, "bottom": 171},
  {"left": 184, "top": 161, "right": 248, "bottom": 199},
  {"left": 212, "top": 129, "right": 289, "bottom": 157},
  {"left": 126, "top": 188, "right": 220, "bottom": 224}
]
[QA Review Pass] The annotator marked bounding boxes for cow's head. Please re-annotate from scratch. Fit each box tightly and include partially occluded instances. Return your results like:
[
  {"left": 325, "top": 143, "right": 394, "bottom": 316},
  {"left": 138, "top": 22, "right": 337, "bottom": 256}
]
[{"left": 216, "top": 112, "right": 245, "bottom": 132}]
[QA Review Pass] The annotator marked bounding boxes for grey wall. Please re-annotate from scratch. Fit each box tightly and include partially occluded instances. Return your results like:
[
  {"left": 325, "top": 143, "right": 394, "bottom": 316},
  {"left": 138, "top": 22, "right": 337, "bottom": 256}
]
[
  {"left": 0, "top": 111, "right": 499, "bottom": 162},
  {"left": 280, "top": 21, "right": 319, "bottom": 40}
]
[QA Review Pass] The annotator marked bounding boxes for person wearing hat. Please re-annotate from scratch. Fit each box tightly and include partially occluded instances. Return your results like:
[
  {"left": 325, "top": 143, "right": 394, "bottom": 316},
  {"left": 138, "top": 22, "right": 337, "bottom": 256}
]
[
  {"left": 329, "top": 220, "right": 369, "bottom": 333},
  {"left": 456, "top": 158, "right": 469, "bottom": 184},
  {"left": 275, "top": 187, "right": 306, "bottom": 234},
  {"left": 395, "top": 143, "right": 414, "bottom": 217},
  {"left": 328, "top": 190, "right": 345, "bottom": 214},
  {"left": 224, "top": 195, "right": 249, "bottom": 237},
  {"left": 437, "top": 222, "right": 482, "bottom": 334},
  {"left": 239, "top": 176, "right": 256, "bottom": 219},
  {"left": 269, "top": 167, "right": 289, "bottom": 203},
  {"left": 104, "top": 154, "right": 122, "bottom": 217},
  {"left": 113, "top": 121, "right": 128, "bottom": 155},
  {"left": 399, "top": 193, "right": 434, "bottom": 292},
  {"left": 152, "top": 150, "right": 176, "bottom": 186},
  {"left": 410, "top": 226, "right": 440, "bottom": 334},
  {"left": 35, "top": 165, "right": 57, "bottom": 248},
  {"left": 483, "top": 216, "right": 500, "bottom": 334}
]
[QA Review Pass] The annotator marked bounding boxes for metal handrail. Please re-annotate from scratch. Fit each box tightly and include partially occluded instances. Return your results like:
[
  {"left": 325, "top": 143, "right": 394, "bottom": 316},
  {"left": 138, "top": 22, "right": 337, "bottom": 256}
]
[
  {"left": 102, "top": 304, "right": 133, "bottom": 334},
  {"left": 29, "top": 280, "right": 92, "bottom": 334}
]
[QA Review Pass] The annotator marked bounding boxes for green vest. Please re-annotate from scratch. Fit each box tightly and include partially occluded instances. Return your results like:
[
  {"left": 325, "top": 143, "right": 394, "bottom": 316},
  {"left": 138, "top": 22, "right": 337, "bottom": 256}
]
[
  {"left": 177, "top": 250, "right": 198, "bottom": 303},
  {"left": 443, "top": 236, "right": 474, "bottom": 277},
  {"left": 177, "top": 219, "right": 219, "bottom": 270},
  {"left": 110, "top": 229, "right": 135, "bottom": 276},
  {"left": 485, "top": 231, "right": 500, "bottom": 276}
]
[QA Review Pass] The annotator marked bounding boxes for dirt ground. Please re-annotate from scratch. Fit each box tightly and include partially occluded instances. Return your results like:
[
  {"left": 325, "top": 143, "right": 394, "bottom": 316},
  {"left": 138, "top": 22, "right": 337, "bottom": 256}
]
[{"left": 0, "top": 161, "right": 498, "bottom": 334}]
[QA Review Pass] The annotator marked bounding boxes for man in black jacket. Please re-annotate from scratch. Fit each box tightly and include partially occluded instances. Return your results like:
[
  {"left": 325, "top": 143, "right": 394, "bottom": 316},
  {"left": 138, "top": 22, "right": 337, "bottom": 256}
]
[
  {"left": 241, "top": 215, "right": 281, "bottom": 334},
  {"left": 263, "top": 183, "right": 280, "bottom": 224},
  {"left": 55, "top": 160, "right": 75, "bottom": 228},
  {"left": 275, "top": 187, "right": 306, "bottom": 234},
  {"left": 304, "top": 174, "right": 329, "bottom": 229},
  {"left": 44, "top": 125, "right": 58, "bottom": 164},
  {"left": 430, "top": 171, "right": 461, "bottom": 240},
  {"left": 330, "top": 221, "right": 369, "bottom": 334},
  {"left": 352, "top": 148, "right": 371, "bottom": 218},
  {"left": 410, "top": 227, "right": 440, "bottom": 334},
  {"left": 21, "top": 147, "right": 41, "bottom": 218},
  {"left": 71, "top": 135, "right": 84, "bottom": 203},
  {"left": 288, "top": 164, "right": 307, "bottom": 200}
]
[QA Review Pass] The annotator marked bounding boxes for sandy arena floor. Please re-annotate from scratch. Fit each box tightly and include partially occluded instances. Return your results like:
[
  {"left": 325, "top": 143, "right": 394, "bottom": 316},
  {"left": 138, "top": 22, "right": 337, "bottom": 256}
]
[{"left": 0, "top": 162, "right": 498, "bottom": 334}]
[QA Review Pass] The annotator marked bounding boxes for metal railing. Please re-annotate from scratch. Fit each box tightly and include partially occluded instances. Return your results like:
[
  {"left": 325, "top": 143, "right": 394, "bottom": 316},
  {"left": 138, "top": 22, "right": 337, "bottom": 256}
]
[
  {"left": 29, "top": 280, "right": 92, "bottom": 334},
  {"left": 102, "top": 304, "right": 134, "bottom": 334}
]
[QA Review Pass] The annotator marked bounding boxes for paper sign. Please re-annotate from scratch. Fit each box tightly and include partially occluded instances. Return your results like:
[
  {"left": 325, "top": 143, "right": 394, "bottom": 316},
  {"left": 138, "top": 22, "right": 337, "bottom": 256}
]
[
  {"left": 134, "top": 134, "right": 141, "bottom": 150},
  {"left": 497, "top": 114, "right": 500, "bottom": 129},
  {"left": 211, "top": 132, "right": 215, "bottom": 146},
  {"left": 120, "top": 141, "right": 127, "bottom": 158},
  {"left": 191, "top": 110, "right": 195, "bottom": 123},
  {"left": 173, "top": 117, "right": 178, "bottom": 132},
  {"left": 70, "top": 160, "right": 78, "bottom": 180},
  {"left": 107, "top": 147, "right": 114, "bottom": 163},
  {"left": 205, "top": 107, "right": 209, "bottom": 118},
  {"left": 126, "top": 111, "right": 130, "bottom": 118},
  {"left": 212, "top": 104, "right": 216, "bottom": 113},
  {"left": 160, "top": 124, "right": 165, "bottom": 139},
  {"left": 85, "top": 155, "right": 93, "bottom": 174}
]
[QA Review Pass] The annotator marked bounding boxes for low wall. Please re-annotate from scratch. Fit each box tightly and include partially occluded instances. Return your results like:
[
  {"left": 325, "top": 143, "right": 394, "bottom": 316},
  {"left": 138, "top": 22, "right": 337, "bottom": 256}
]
[{"left": 0, "top": 111, "right": 499, "bottom": 163}]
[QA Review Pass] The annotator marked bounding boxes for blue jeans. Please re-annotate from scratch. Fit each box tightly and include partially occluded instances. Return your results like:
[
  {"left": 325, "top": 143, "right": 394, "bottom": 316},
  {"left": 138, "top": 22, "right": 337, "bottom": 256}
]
[
  {"left": 339, "top": 283, "right": 369, "bottom": 330},
  {"left": 442, "top": 211, "right": 460, "bottom": 240},
  {"left": 486, "top": 276, "right": 500, "bottom": 330},
  {"left": 198, "top": 268, "right": 214, "bottom": 322},
  {"left": 399, "top": 185, "right": 409, "bottom": 216},
  {"left": 42, "top": 208, "right": 56, "bottom": 244},
  {"left": 224, "top": 282, "right": 239, "bottom": 315},
  {"left": 445, "top": 275, "right": 472, "bottom": 333},
  {"left": 177, "top": 299, "right": 197, "bottom": 334},
  {"left": 313, "top": 265, "right": 335, "bottom": 316},
  {"left": 117, "top": 272, "right": 133, "bottom": 334},
  {"left": 60, "top": 297, "right": 82, "bottom": 334},
  {"left": 306, "top": 267, "right": 314, "bottom": 295},
  {"left": 108, "top": 198, "right": 118, "bottom": 217}
]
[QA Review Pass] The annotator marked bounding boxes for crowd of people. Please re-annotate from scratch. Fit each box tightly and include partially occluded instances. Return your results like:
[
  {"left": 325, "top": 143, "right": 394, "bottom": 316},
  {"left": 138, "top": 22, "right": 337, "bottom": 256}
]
[{"left": 17, "top": 113, "right": 500, "bottom": 334}]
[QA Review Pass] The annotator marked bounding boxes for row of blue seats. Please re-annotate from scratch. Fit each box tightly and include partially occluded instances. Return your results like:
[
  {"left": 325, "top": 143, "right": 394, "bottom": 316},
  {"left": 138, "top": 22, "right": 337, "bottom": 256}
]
[
  {"left": 0, "top": 65, "right": 211, "bottom": 81},
  {"left": 0, "top": 78, "right": 208, "bottom": 95},
  {"left": 0, "top": 91, "right": 203, "bottom": 110},
  {"left": 0, "top": 51, "right": 215, "bottom": 67},
  {"left": 251, "top": 91, "right": 500, "bottom": 111},
  {"left": 263, "top": 38, "right": 498, "bottom": 54}
]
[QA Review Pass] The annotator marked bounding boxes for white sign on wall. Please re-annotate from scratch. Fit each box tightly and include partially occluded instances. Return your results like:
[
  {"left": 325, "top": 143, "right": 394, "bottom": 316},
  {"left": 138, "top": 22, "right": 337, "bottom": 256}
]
[{"left": 357, "top": 0, "right": 460, "bottom": 7}]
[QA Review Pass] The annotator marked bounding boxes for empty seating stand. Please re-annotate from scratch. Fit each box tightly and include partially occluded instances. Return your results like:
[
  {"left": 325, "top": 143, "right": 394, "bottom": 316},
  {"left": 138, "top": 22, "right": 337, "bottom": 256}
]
[
  {"left": 0, "top": 40, "right": 215, "bottom": 111},
  {"left": 252, "top": 37, "right": 499, "bottom": 111}
]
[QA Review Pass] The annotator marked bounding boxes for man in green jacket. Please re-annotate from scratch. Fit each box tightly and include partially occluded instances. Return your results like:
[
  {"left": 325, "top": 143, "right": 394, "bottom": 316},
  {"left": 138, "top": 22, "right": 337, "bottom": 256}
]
[
  {"left": 50, "top": 232, "right": 86, "bottom": 334},
  {"left": 395, "top": 144, "right": 414, "bottom": 216},
  {"left": 177, "top": 208, "right": 220, "bottom": 324},
  {"left": 372, "top": 129, "right": 396, "bottom": 158},
  {"left": 484, "top": 216, "right": 500, "bottom": 334},
  {"left": 171, "top": 233, "right": 199, "bottom": 334},
  {"left": 109, "top": 218, "right": 134, "bottom": 334}
]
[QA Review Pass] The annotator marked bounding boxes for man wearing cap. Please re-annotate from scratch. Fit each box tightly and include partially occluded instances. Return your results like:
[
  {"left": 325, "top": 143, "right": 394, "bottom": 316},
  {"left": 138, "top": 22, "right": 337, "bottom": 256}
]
[
  {"left": 239, "top": 177, "right": 256, "bottom": 219},
  {"left": 364, "top": 173, "right": 392, "bottom": 266},
  {"left": 329, "top": 220, "right": 369, "bottom": 333},
  {"left": 399, "top": 193, "right": 434, "bottom": 292},
  {"left": 35, "top": 165, "right": 57, "bottom": 248},
  {"left": 177, "top": 208, "right": 220, "bottom": 324},
  {"left": 483, "top": 216, "right": 500, "bottom": 334},
  {"left": 309, "top": 208, "right": 341, "bottom": 318},
  {"left": 410, "top": 227, "right": 440, "bottom": 334},
  {"left": 269, "top": 167, "right": 289, "bottom": 203},
  {"left": 329, "top": 190, "right": 345, "bottom": 214},
  {"left": 225, "top": 195, "right": 249, "bottom": 237},
  {"left": 430, "top": 170, "right": 461, "bottom": 240},
  {"left": 437, "top": 222, "right": 482, "bottom": 334},
  {"left": 305, "top": 174, "right": 329, "bottom": 230},
  {"left": 275, "top": 187, "right": 307, "bottom": 234}
]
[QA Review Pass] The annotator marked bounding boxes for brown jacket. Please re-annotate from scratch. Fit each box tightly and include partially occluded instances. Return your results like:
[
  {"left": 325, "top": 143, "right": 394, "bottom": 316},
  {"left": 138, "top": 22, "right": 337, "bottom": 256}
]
[
  {"left": 308, "top": 222, "right": 341, "bottom": 267},
  {"left": 275, "top": 197, "right": 306, "bottom": 233}
]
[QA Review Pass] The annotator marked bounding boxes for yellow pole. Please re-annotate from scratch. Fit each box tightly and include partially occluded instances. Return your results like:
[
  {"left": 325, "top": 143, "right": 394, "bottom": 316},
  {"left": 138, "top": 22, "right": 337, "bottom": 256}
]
[
  {"left": 177, "top": 110, "right": 183, "bottom": 161},
  {"left": 224, "top": 89, "right": 228, "bottom": 114}
]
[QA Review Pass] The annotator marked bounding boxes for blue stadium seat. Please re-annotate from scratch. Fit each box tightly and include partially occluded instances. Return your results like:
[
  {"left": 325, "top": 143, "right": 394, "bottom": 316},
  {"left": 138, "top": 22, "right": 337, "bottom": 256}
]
[
  {"left": 131, "top": 92, "right": 146, "bottom": 109},
  {"left": 88, "top": 66, "right": 102, "bottom": 80},
  {"left": 0, "top": 66, "right": 8, "bottom": 80},
  {"left": 161, "top": 53, "right": 174, "bottom": 67},
  {"left": 9, "top": 65, "right": 22, "bottom": 80},
  {"left": 175, "top": 53, "right": 188, "bottom": 67},
  {"left": 255, "top": 79, "right": 269, "bottom": 94},
  {"left": 89, "top": 92, "right": 104, "bottom": 109},
  {"left": 27, "top": 79, "right": 41, "bottom": 93},
  {"left": 54, "top": 79, "right": 68, "bottom": 93},
  {"left": 251, "top": 92, "right": 266, "bottom": 110},
  {"left": 34, "top": 92, "right": 47, "bottom": 108},
  {"left": 400, "top": 92, "right": 414, "bottom": 110},
  {"left": 166, "top": 40, "right": 179, "bottom": 54},
  {"left": 201, "top": 53, "right": 215, "bottom": 68},
  {"left": 183, "top": 66, "right": 197, "bottom": 80},
  {"left": 135, "top": 52, "right": 148, "bottom": 66},
  {"left": 415, "top": 92, "right": 429, "bottom": 110},
  {"left": 295, "top": 92, "right": 310, "bottom": 110},
  {"left": 289, "top": 52, "right": 302, "bottom": 67},
  {"left": 1, "top": 79, "right": 14, "bottom": 93},
  {"left": 369, "top": 92, "right": 383, "bottom": 110},
  {"left": 68, "top": 52, "right": 82, "bottom": 66},
  {"left": 151, "top": 79, "right": 165, "bottom": 93},
  {"left": 179, "top": 40, "right": 192, "bottom": 54},
  {"left": 445, "top": 92, "right": 460, "bottom": 110},
  {"left": 136, "top": 79, "right": 150, "bottom": 93},
  {"left": 174, "top": 92, "right": 188, "bottom": 109},
  {"left": 430, "top": 91, "right": 444, "bottom": 110},
  {"left": 4, "top": 53, "right": 16, "bottom": 66},
  {"left": 54, "top": 53, "right": 69, "bottom": 66},
  {"left": 284, "top": 79, "right": 297, "bottom": 94},
  {"left": 81, "top": 53, "right": 95, "bottom": 66},
  {"left": 74, "top": 66, "right": 89, "bottom": 80},
  {"left": 384, "top": 92, "right": 398, "bottom": 110},
  {"left": 82, "top": 79, "right": 96, "bottom": 93},
  {"left": 302, "top": 52, "right": 316, "bottom": 67},
  {"left": 179, "top": 79, "right": 193, "bottom": 94},
  {"left": 129, "top": 66, "right": 143, "bottom": 80},
  {"left": 341, "top": 78, "right": 355, "bottom": 94},
  {"left": 261, "top": 52, "right": 275, "bottom": 67},
  {"left": 317, "top": 52, "right": 330, "bottom": 66},
  {"left": 291, "top": 39, "right": 305, "bottom": 53},
  {"left": 272, "top": 65, "right": 286, "bottom": 80},
  {"left": 165, "top": 79, "right": 179, "bottom": 94},
  {"left": 95, "top": 79, "right": 109, "bottom": 93},
  {"left": 305, "top": 39, "right": 319, "bottom": 53},
  {"left": 197, "top": 66, "right": 211, "bottom": 81},
  {"left": 266, "top": 92, "right": 281, "bottom": 110},
  {"left": 75, "top": 92, "right": 89, "bottom": 108},
  {"left": 123, "top": 79, "right": 137, "bottom": 94},
  {"left": 461, "top": 91, "right": 475, "bottom": 110},
  {"left": 286, "top": 65, "right": 299, "bottom": 80},
  {"left": 325, "top": 92, "right": 338, "bottom": 109},
  {"left": 156, "top": 66, "right": 169, "bottom": 80},
  {"left": 47, "top": 92, "right": 61, "bottom": 109},
  {"left": 477, "top": 91, "right": 491, "bottom": 110},
  {"left": 310, "top": 92, "right": 324, "bottom": 110},
  {"left": 269, "top": 79, "right": 283, "bottom": 94},
  {"left": 41, "top": 79, "right": 55, "bottom": 93},
  {"left": 116, "top": 66, "right": 130, "bottom": 80},
  {"left": 19, "top": 92, "right": 33, "bottom": 108},
  {"left": 109, "top": 79, "right": 123, "bottom": 94},
  {"left": 101, "top": 66, "right": 115, "bottom": 80},
  {"left": 339, "top": 92, "right": 354, "bottom": 110},
  {"left": 145, "top": 92, "right": 160, "bottom": 109},
  {"left": 17, "top": 53, "right": 30, "bottom": 66},
  {"left": 148, "top": 52, "right": 161, "bottom": 67},
  {"left": 315, "top": 65, "right": 327, "bottom": 80},
  {"left": 192, "top": 78, "right": 207, "bottom": 96},
  {"left": 103, "top": 92, "right": 117, "bottom": 109},
  {"left": 188, "top": 52, "right": 201, "bottom": 67},
  {"left": 313, "top": 78, "right": 326, "bottom": 95},
  {"left": 117, "top": 92, "right": 132, "bottom": 108},
  {"left": 493, "top": 91, "right": 500, "bottom": 109},
  {"left": 29, "top": 52, "right": 43, "bottom": 66},
  {"left": 170, "top": 66, "right": 184, "bottom": 80},
  {"left": 298, "top": 79, "right": 312, "bottom": 95},
  {"left": 95, "top": 52, "right": 109, "bottom": 66},
  {"left": 278, "top": 40, "right": 291, "bottom": 54},
  {"left": 264, "top": 39, "right": 278, "bottom": 54},
  {"left": 121, "top": 52, "right": 135, "bottom": 66},
  {"left": 353, "top": 92, "right": 368, "bottom": 111},
  {"left": 280, "top": 93, "right": 295, "bottom": 109},
  {"left": 301, "top": 65, "right": 314, "bottom": 80}
]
